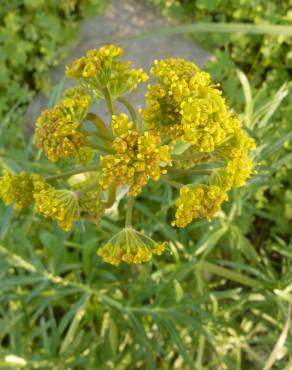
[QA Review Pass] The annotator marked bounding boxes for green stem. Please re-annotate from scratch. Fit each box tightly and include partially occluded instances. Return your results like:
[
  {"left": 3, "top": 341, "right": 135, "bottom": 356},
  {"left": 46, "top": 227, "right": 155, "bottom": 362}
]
[
  {"left": 171, "top": 151, "right": 222, "bottom": 161},
  {"left": 85, "top": 112, "right": 113, "bottom": 141},
  {"left": 105, "top": 183, "right": 117, "bottom": 208},
  {"left": 82, "top": 129, "right": 113, "bottom": 144},
  {"left": 161, "top": 177, "right": 183, "bottom": 189},
  {"left": 103, "top": 87, "right": 115, "bottom": 115},
  {"left": 198, "top": 261, "right": 262, "bottom": 289},
  {"left": 75, "top": 182, "right": 99, "bottom": 198},
  {"left": 86, "top": 141, "right": 114, "bottom": 154},
  {"left": 168, "top": 168, "right": 212, "bottom": 176},
  {"left": 241, "top": 344, "right": 265, "bottom": 365},
  {"left": 0, "top": 153, "right": 54, "bottom": 171},
  {"left": 195, "top": 336, "right": 205, "bottom": 368},
  {"left": 82, "top": 130, "right": 98, "bottom": 137},
  {"left": 125, "top": 195, "right": 135, "bottom": 228},
  {"left": 117, "top": 97, "right": 140, "bottom": 131},
  {"left": 45, "top": 165, "right": 100, "bottom": 181}
]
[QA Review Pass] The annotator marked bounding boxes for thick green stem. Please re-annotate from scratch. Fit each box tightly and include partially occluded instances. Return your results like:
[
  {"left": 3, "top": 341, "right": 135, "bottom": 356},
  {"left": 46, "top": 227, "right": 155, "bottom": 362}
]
[
  {"left": 85, "top": 112, "right": 113, "bottom": 141},
  {"left": 168, "top": 168, "right": 212, "bottom": 176},
  {"left": 125, "top": 195, "right": 135, "bottom": 228},
  {"left": 171, "top": 151, "right": 222, "bottom": 161},
  {"left": 82, "top": 130, "right": 98, "bottom": 137},
  {"left": 86, "top": 141, "right": 114, "bottom": 154},
  {"left": 198, "top": 261, "right": 262, "bottom": 289},
  {"left": 0, "top": 153, "right": 54, "bottom": 171},
  {"left": 45, "top": 165, "right": 100, "bottom": 181},
  {"left": 117, "top": 97, "right": 140, "bottom": 131},
  {"left": 103, "top": 87, "right": 115, "bottom": 115},
  {"left": 161, "top": 177, "right": 183, "bottom": 189},
  {"left": 105, "top": 183, "right": 116, "bottom": 208},
  {"left": 195, "top": 336, "right": 206, "bottom": 368},
  {"left": 75, "top": 182, "right": 99, "bottom": 198}
]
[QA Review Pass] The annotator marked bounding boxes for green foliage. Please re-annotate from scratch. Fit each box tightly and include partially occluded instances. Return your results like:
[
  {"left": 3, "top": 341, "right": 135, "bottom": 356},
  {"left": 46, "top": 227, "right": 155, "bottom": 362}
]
[
  {"left": 0, "top": 1, "right": 292, "bottom": 369},
  {"left": 0, "top": 73, "right": 291, "bottom": 369},
  {"left": 0, "top": 0, "right": 108, "bottom": 145},
  {"left": 152, "top": 0, "right": 292, "bottom": 261},
  {"left": 151, "top": 0, "right": 291, "bottom": 102}
]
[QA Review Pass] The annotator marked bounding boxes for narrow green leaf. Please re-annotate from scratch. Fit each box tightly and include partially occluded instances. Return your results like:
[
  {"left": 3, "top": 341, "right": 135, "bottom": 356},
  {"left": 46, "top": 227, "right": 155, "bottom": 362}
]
[
  {"left": 48, "top": 77, "right": 66, "bottom": 108},
  {"left": 59, "top": 294, "right": 89, "bottom": 354},
  {"left": 163, "top": 320, "right": 196, "bottom": 370},
  {"left": 263, "top": 302, "right": 292, "bottom": 370},
  {"left": 237, "top": 69, "right": 253, "bottom": 128},
  {"left": 195, "top": 225, "right": 228, "bottom": 257},
  {"left": 0, "top": 205, "right": 14, "bottom": 242},
  {"left": 125, "top": 22, "right": 292, "bottom": 41}
]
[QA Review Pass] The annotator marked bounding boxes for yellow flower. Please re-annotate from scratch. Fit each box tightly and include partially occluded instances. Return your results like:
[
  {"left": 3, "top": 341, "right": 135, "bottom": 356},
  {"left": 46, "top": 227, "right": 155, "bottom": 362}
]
[
  {"left": 0, "top": 170, "right": 34, "bottom": 210},
  {"left": 100, "top": 123, "right": 171, "bottom": 196},
  {"left": 111, "top": 113, "right": 133, "bottom": 136},
  {"left": 66, "top": 44, "right": 148, "bottom": 99},
  {"left": 217, "top": 128, "right": 256, "bottom": 190},
  {"left": 63, "top": 86, "right": 92, "bottom": 111},
  {"left": 35, "top": 87, "right": 91, "bottom": 162},
  {"left": 109, "top": 60, "right": 148, "bottom": 99},
  {"left": 172, "top": 184, "right": 228, "bottom": 228},
  {"left": 142, "top": 58, "right": 251, "bottom": 154},
  {"left": 34, "top": 179, "right": 80, "bottom": 231},
  {"left": 97, "top": 227, "right": 167, "bottom": 266}
]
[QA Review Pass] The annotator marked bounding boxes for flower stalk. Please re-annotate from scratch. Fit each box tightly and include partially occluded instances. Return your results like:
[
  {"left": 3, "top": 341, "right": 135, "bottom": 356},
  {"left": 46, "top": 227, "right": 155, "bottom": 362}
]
[
  {"left": 85, "top": 112, "right": 113, "bottom": 140},
  {"left": 45, "top": 165, "right": 100, "bottom": 181},
  {"left": 117, "top": 97, "right": 140, "bottom": 131},
  {"left": 103, "top": 87, "right": 115, "bottom": 115},
  {"left": 125, "top": 195, "right": 134, "bottom": 228}
]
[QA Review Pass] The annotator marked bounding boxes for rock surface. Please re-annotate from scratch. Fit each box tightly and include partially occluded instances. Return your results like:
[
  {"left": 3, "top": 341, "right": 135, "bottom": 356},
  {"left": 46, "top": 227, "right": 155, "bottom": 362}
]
[{"left": 24, "top": 0, "right": 211, "bottom": 132}]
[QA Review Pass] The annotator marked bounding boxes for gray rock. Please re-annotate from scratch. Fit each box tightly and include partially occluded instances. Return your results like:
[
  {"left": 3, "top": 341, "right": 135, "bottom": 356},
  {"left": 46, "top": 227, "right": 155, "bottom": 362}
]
[{"left": 24, "top": 0, "right": 211, "bottom": 134}]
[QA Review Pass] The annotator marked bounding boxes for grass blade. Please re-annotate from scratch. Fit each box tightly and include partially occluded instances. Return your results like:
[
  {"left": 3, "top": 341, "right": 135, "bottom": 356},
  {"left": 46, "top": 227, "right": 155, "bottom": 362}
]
[
  {"left": 124, "top": 22, "right": 292, "bottom": 41},
  {"left": 263, "top": 301, "right": 292, "bottom": 370}
]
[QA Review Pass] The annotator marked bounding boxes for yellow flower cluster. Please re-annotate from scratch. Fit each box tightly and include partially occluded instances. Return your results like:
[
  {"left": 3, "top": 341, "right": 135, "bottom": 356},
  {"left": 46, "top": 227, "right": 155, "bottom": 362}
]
[
  {"left": 172, "top": 184, "right": 228, "bottom": 228},
  {"left": 97, "top": 227, "right": 167, "bottom": 266},
  {"left": 139, "top": 58, "right": 255, "bottom": 226},
  {"left": 0, "top": 169, "right": 105, "bottom": 231},
  {"left": 66, "top": 44, "right": 148, "bottom": 99},
  {"left": 0, "top": 47, "right": 257, "bottom": 267},
  {"left": 34, "top": 178, "right": 80, "bottom": 231},
  {"left": 142, "top": 58, "right": 241, "bottom": 152},
  {"left": 0, "top": 170, "right": 34, "bottom": 210},
  {"left": 111, "top": 113, "right": 133, "bottom": 136},
  {"left": 100, "top": 114, "right": 171, "bottom": 196},
  {"left": 35, "top": 86, "right": 91, "bottom": 162},
  {"left": 216, "top": 128, "right": 256, "bottom": 190}
]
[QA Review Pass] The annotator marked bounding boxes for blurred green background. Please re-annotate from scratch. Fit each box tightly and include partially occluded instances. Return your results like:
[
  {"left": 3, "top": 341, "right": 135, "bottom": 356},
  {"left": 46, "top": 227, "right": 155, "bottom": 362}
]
[{"left": 0, "top": 0, "right": 291, "bottom": 369}]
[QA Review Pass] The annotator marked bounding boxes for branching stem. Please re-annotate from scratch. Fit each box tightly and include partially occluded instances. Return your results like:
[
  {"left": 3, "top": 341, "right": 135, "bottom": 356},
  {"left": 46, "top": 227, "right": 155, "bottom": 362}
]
[
  {"left": 105, "top": 183, "right": 117, "bottom": 208},
  {"left": 117, "top": 97, "right": 140, "bottom": 131},
  {"left": 168, "top": 168, "right": 212, "bottom": 176},
  {"left": 85, "top": 112, "right": 113, "bottom": 141},
  {"left": 86, "top": 141, "right": 114, "bottom": 154},
  {"left": 103, "top": 87, "right": 115, "bottom": 115},
  {"left": 75, "top": 182, "right": 100, "bottom": 198},
  {"left": 45, "top": 165, "right": 100, "bottom": 181},
  {"left": 161, "top": 177, "right": 183, "bottom": 189}
]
